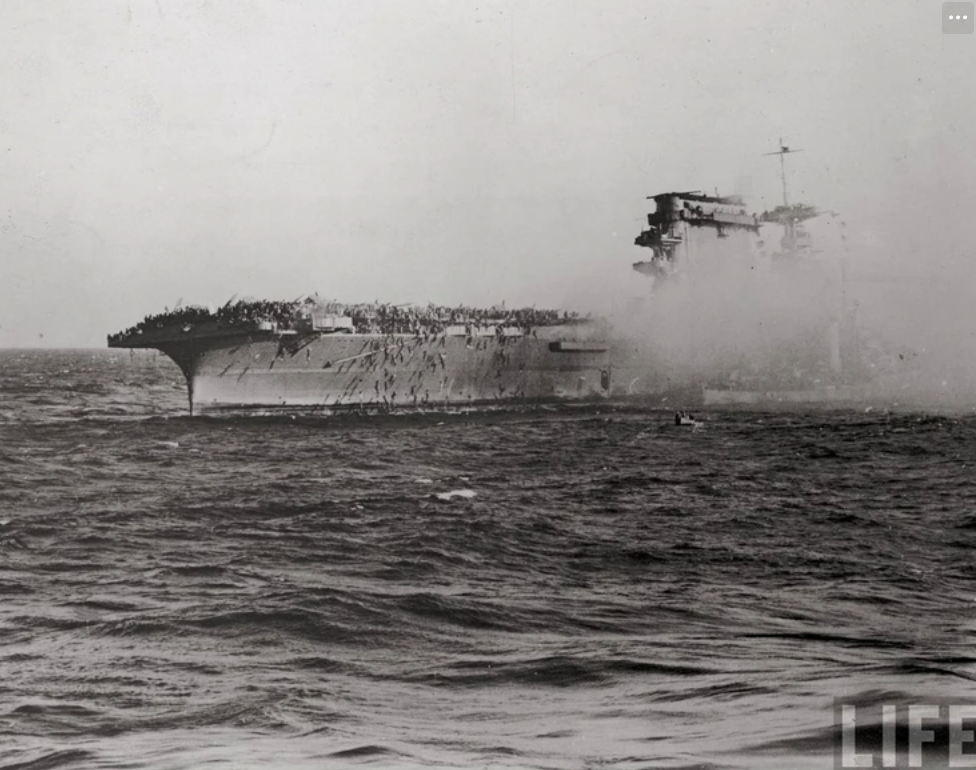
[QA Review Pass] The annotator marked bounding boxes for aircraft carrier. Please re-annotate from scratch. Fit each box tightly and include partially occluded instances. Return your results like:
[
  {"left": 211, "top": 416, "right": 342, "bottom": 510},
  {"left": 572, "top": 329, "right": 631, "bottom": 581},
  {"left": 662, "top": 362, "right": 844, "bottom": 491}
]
[
  {"left": 108, "top": 142, "right": 898, "bottom": 414},
  {"left": 108, "top": 302, "right": 612, "bottom": 415}
]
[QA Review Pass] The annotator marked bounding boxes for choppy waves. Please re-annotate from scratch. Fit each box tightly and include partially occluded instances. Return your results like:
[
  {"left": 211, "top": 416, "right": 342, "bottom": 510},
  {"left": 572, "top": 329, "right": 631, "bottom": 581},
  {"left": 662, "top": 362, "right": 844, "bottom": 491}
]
[{"left": 3, "top": 350, "right": 976, "bottom": 769}]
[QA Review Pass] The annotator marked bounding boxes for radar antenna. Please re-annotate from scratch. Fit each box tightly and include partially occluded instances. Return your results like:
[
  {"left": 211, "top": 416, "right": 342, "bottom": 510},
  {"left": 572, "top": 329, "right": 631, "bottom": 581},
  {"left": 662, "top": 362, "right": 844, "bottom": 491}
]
[{"left": 762, "top": 138, "right": 803, "bottom": 206}]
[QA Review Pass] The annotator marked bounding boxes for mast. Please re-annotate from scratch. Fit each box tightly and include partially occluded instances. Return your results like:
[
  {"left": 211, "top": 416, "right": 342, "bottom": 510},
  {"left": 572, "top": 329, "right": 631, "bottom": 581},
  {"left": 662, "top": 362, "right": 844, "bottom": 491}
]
[
  {"left": 761, "top": 139, "right": 811, "bottom": 257},
  {"left": 762, "top": 138, "right": 802, "bottom": 207}
]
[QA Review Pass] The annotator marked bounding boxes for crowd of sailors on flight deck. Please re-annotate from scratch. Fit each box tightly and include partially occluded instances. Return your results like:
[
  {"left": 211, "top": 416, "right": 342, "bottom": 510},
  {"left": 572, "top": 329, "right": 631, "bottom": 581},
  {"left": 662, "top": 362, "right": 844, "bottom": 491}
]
[{"left": 108, "top": 299, "right": 586, "bottom": 343}]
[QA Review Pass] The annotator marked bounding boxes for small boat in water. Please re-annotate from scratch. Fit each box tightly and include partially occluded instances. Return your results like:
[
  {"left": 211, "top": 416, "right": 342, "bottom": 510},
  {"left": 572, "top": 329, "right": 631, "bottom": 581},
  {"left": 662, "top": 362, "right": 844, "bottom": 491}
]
[{"left": 674, "top": 411, "right": 700, "bottom": 427}]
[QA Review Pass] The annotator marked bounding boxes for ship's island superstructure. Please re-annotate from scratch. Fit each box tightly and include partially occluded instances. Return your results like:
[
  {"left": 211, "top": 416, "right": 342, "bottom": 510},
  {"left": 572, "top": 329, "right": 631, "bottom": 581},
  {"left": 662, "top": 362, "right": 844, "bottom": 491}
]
[
  {"left": 633, "top": 146, "right": 825, "bottom": 280},
  {"left": 633, "top": 191, "right": 761, "bottom": 282},
  {"left": 627, "top": 142, "right": 890, "bottom": 406},
  {"left": 108, "top": 301, "right": 611, "bottom": 415}
]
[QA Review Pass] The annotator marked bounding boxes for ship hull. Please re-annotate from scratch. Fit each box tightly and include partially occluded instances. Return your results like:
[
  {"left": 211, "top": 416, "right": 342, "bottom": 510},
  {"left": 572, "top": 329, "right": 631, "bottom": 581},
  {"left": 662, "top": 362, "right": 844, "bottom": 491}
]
[{"left": 133, "top": 327, "right": 611, "bottom": 415}]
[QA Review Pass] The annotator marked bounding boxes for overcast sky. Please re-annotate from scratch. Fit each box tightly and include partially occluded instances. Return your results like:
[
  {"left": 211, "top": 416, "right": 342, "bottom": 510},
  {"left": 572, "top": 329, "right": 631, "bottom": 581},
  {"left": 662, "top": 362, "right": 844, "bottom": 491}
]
[{"left": 1, "top": 0, "right": 973, "bottom": 347}]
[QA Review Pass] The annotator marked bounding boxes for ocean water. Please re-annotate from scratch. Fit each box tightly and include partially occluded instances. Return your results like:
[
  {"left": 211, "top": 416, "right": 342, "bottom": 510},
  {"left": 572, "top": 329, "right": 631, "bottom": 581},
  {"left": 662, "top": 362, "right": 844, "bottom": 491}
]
[{"left": 3, "top": 349, "right": 976, "bottom": 770}]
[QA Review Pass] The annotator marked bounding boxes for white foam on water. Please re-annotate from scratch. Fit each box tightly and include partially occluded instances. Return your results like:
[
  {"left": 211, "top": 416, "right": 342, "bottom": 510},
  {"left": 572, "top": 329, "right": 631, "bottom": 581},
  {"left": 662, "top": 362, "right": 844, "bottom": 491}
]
[{"left": 434, "top": 489, "right": 476, "bottom": 501}]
